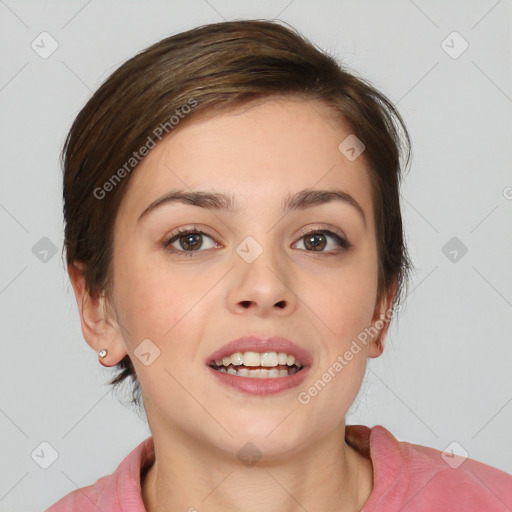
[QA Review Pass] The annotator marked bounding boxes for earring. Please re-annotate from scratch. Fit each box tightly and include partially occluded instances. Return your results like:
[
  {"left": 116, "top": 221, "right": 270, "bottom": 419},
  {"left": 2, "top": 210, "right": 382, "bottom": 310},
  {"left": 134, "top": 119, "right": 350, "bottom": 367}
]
[{"left": 98, "top": 349, "right": 108, "bottom": 358}]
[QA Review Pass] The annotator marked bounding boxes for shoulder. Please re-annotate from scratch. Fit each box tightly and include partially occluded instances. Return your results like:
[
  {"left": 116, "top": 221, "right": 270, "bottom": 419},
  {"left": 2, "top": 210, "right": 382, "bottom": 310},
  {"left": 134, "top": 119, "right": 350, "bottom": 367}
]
[
  {"left": 45, "top": 476, "right": 106, "bottom": 512},
  {"left": 352, "top": 424, "right": 512, "bottom": 511},
  {"left": 45, "top": 436, "right": 154, "bottom": 512}
]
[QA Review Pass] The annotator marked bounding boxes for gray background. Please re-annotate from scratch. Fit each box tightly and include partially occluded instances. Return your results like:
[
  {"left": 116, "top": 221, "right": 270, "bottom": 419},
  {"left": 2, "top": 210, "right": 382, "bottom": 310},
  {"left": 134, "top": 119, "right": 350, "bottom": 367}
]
[{"left": 1, "top": 0, "right": 511, "bottom": 510}]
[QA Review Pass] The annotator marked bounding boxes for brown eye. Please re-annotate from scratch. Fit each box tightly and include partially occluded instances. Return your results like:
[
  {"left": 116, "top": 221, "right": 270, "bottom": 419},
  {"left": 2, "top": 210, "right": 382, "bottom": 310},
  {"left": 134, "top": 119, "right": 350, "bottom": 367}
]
[
  {"left": 294, "top": 229, "right": 351, "bottom": 252},
  {"left": 163, "top": 228, "right": 217, "bottom": 256},
  {"left": 178, "top": 232, "right": 203, "bottom": 251},
  {"left": 304, "top": 232, "right": 327, "bottom": 251}
]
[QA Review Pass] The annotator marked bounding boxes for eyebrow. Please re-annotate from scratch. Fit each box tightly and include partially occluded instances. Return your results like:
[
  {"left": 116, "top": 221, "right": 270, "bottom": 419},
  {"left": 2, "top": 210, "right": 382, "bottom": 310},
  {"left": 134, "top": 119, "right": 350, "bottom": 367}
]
[{"left": 137, "top": 188, "right": 366, "bottom": 225}]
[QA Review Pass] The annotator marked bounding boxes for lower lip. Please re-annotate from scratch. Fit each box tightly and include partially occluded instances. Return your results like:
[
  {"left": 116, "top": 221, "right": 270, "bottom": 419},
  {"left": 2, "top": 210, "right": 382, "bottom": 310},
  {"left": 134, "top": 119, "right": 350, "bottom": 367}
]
[{"left": 206, "top": 365, "right": 310, "bottom": 395}]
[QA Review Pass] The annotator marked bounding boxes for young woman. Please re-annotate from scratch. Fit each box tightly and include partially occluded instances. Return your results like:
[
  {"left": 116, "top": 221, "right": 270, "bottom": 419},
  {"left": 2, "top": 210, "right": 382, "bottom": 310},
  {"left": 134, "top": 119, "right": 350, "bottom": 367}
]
[{"left": 47, "top": 19, "right": 511, "bottom": 512}]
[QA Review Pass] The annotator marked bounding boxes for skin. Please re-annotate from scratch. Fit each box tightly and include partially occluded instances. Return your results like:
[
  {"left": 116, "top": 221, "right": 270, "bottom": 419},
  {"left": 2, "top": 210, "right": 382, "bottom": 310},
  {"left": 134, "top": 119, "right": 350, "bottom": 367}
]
[{"left": 69, "top": 97, "right": 397, "bottom": 512}]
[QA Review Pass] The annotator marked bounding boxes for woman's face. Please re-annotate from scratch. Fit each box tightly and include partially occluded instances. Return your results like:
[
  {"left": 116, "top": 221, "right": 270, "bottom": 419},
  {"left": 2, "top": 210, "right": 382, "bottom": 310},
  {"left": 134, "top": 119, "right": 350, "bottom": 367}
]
[{"left": 107, "top": 97, "right": 391, "bottom": 456}]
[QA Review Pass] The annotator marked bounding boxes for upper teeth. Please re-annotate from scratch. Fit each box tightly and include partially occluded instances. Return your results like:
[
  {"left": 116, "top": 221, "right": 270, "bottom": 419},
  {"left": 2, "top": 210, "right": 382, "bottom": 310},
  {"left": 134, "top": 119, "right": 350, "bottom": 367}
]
[{"left": 214, "top": 351, "right": 301, "bottom": 368}]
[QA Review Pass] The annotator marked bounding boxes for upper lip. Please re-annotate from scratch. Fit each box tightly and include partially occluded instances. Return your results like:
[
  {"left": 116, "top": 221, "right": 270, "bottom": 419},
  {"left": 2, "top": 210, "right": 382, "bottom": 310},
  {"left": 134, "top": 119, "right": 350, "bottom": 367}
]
[{"left": 206, "top": 336, "right": 313, "bottom": 367}]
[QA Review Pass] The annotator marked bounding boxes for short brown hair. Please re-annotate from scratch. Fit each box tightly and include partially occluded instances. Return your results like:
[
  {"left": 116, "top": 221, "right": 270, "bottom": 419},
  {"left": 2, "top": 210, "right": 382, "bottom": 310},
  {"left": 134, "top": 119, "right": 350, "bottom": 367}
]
[{"left": 62, "top": 19, "right": 412, "bottom": 408}]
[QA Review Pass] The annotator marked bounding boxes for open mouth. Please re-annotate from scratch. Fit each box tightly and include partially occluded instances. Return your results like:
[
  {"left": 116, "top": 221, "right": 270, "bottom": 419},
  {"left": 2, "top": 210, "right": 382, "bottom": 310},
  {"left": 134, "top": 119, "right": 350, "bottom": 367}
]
[{"left": 209, "top": 351, "right": 304, "bottom": 379}]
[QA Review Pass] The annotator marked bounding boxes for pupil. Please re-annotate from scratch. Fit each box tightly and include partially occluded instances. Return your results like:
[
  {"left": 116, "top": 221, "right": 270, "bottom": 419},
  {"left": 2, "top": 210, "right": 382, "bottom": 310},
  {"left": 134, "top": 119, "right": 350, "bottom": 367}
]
[
  {"left": 183, "top": 233, "right": 201, "bottom": 250},
  {"left": 306, "top": 234, "right": 325, "bottom": 251}
]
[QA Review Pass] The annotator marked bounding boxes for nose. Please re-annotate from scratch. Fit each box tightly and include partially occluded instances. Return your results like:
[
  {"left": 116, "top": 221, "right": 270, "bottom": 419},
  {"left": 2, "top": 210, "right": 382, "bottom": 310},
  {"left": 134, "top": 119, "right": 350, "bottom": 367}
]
[{"left": 226, "top": 242, "right": 297, "bottom": 318}]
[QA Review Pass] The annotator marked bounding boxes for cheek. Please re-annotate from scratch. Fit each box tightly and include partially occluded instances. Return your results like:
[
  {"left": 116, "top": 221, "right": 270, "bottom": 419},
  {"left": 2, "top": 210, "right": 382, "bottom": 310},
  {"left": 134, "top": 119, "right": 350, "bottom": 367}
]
[
  {"left": 112, "top": 245, "right": 220, "bottom": 366},
  {"left": 111, "top": 248, "right": 191, "bottom": 345},
  {"left": 318, "top": 254, "right": 378, "bottom": 338}
]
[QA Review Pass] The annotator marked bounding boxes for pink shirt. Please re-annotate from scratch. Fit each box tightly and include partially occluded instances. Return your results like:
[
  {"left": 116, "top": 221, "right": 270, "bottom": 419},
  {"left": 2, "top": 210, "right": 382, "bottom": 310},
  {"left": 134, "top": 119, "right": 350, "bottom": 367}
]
[{"left": 46, "top": 424, "right": 512, "bottom": 511}]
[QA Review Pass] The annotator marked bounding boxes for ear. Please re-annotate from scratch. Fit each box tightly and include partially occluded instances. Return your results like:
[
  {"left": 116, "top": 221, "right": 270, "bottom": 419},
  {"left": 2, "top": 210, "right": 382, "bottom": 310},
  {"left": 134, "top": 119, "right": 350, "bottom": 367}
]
[
  {"left": 367, "top": 277, "right": 399, "bottom": 359},
  {"left": 67, "top": 261, "right": 127, "bottom": 367}
]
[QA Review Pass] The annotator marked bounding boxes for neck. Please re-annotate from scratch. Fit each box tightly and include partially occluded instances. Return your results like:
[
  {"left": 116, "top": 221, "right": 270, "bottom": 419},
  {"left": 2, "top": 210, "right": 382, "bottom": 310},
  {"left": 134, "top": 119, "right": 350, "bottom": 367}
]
[{"left": 141, "top": 422, "right": 374, "bottom": 512}]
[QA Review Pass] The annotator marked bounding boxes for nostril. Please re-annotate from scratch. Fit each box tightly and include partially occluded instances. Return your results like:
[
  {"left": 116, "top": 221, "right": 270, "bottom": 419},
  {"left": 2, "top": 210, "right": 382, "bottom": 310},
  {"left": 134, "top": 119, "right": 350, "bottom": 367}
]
[{"left": 238, "top": 300, "right": 286, "bottom": 309}]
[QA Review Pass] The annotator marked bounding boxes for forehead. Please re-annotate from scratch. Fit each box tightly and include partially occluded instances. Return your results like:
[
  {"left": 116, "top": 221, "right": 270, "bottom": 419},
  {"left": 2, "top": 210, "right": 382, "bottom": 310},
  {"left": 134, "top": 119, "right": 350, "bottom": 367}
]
[{"left": 116, "top": 97, "right": 374, "bottom": 225}]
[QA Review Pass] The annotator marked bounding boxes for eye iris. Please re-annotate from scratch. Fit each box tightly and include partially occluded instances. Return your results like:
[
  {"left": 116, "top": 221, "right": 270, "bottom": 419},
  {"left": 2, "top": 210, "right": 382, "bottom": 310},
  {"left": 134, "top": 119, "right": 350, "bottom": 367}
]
[
  {"left": 181, "top": 233, "right": 202, "bottom": 250},
  {"left": 305, "top": 233, "right": 326, "bottom": 251}
]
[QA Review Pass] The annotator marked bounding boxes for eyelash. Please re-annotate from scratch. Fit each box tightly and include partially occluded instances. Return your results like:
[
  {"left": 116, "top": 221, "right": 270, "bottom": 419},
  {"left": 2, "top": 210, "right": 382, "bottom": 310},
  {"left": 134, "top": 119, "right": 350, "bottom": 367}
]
[{"left": 162, "top": 226, "right": 351, "bottom": 258}]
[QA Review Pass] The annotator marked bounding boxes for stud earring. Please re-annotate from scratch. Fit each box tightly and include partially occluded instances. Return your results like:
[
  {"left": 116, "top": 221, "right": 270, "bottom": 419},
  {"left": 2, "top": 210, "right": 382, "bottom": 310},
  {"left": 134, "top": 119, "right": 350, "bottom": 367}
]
[{"left": 98, "top": 349, "right": 108, "bottom": 358}]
